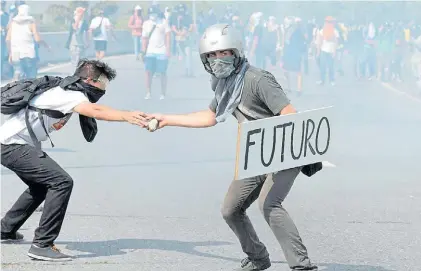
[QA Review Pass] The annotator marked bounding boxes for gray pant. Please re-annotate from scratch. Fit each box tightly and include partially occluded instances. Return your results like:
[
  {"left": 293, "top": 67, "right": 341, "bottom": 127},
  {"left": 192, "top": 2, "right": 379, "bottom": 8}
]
[{"left": 221, "top": 167, "right": 314, "bottom": 269}]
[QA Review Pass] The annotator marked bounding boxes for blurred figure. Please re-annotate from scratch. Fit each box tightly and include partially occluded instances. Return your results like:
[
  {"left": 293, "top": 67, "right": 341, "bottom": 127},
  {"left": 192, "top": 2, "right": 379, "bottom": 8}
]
[
  {"left": 231, "top": 15, "right": 245, "bottom": 46},
  {"left": 6, "top": 4, "right": 41, "bottom": 79},
  {"left": 335, "top": 22, "right": 347, "bottom": 76},
  {"left": 282, "top": 17, "right": 306, "bottom": 94},
  {"left": 376, "top": 22, "right": 395, "bottom": 82},
  {"left": 1, "top": 0, "right": 10, "bottom": 78},
  {"left": 170, "top": 3, "right": 194, "bottom": 77},
  {"left": 346, "top": 21, "right": 364, "bottom": 77},
  {"left": 66, "top": 7, "right": 89, "bottom": 66},
  {"left": 142, "top": 5, "right": 171, "bottom": 100},
  {"left": 316, "top": 16, "right": 339, "bottom": 86},
  {"left": 247, "top": 12, "right": 265, "bottom": 68},
  {"left": 164, "top": 6, "right": 171, "bottom": 21},
  {"left": 128, "top": 5, "right": 144, "bottom": 60},
  {"left": 203, "top": 8, "right": 217, "bottom": 30},
  {"left": 89, "top": 9, "right": 114, "bottom": 60},
  {"left": 360, "top": 21, "right": 377, "bottom": 80},
  {"left": 264, "top": 16, "right": 280, "bottom": 70}
]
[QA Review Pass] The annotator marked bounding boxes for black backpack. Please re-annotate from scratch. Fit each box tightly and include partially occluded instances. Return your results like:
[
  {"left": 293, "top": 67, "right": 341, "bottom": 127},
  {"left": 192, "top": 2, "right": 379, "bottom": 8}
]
[{"left": 1, "top": 75, "right": 80, "bottom": 155}]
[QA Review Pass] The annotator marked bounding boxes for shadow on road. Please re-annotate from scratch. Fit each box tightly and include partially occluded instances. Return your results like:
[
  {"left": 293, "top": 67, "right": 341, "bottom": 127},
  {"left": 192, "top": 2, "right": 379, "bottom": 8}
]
[
  {"left": 317, "top": 263, "right": 396, "bottom": 271},
  {"left": 58, "top": 238, "right": 239, "bottom": 262},
  {"left": 57, "top": 239, "right": 395, "bottom": 270},
  {"left": 1, "top": 239, "right": 396, "bottom": 271}
]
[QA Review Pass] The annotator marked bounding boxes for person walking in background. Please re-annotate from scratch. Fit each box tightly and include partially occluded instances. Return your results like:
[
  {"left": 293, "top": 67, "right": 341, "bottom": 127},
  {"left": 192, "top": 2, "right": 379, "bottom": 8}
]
[
  {"left": 142, "top": 5, "right": 171, "bottom": 100},
  {"left": 89, "top": 9, "right": 114, "bottom": 60},
  {"left": 171, "top": 4, "right": 194, "bottom": 77},
  {"left": 6, "top": 4, "right": 45, "bottom": 79},
  {"left": 316, "top": 16, "right": 339, "bottom": 86},
  {"left": 360, "top": 22, "right": 377, "bottom": 80},
  {"left": 128, "top": 5, "right": 143, "bottom": 61},
  {"left": 1, "top": 0, "right": 10, "bottom": 78},
  {"left": 282, "top": 17, "right": 306, "bottom": 94},
  {"left": 66, "top": 7, "right": 89, "bottom": 66}
]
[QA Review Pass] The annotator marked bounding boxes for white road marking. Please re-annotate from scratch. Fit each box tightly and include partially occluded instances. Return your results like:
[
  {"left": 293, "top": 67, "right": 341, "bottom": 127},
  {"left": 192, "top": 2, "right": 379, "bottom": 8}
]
[{"left": 380, "top": 82, "right": 421, "bottom": 104}]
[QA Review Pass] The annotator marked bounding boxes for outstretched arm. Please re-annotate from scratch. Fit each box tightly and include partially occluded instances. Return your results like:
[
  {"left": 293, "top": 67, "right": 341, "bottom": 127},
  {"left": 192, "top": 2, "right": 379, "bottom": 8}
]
[
  {"left": 73, "top": 102, "right": 148, "bottom": 126},
  {"left": 147, "top": 109, "right": 217, "bottom": 130}
]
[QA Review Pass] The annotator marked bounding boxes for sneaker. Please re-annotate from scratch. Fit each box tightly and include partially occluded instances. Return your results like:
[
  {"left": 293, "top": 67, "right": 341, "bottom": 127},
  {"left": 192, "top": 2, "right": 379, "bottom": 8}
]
[
  {"left": 1, "top": 231, "right": 24, "bottom": 241},
  {"left": 27, "top": 244, "right": 73, "bottom": 262},
  {"left": 330, "top": 81, "right": 336, "bottom": 86},
  {"left": 234, "top": 257, "right": 271, "bottom": 271},
  {"left": 159, "top": 95, "right": 165, "bottom": 100},
  {"left": 144, "top": 93, "right": 151, "bottom": 100}
]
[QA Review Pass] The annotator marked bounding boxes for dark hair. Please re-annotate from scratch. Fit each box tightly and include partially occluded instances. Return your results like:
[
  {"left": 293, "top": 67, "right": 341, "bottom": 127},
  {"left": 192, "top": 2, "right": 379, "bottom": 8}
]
[{"left": 74, "top": 59, "right": 117, "bottom": 81}]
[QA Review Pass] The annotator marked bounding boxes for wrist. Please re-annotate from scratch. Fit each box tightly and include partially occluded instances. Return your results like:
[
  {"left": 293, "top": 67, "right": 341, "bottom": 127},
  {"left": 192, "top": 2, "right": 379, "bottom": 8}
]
[{"left": 121, "top": 111, "right": 129, "bottom": 122}]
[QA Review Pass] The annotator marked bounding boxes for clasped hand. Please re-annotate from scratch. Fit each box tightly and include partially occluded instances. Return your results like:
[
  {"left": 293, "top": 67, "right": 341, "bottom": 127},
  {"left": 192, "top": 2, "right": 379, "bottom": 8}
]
[{"left": 124, "top": 111, "right": 165, "bottom": 131}]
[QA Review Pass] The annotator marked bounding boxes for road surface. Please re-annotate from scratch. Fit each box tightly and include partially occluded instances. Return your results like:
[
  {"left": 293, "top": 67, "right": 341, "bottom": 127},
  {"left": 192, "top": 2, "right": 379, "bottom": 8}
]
[{"left": 1, "top": 54, "right": 420, "bottom": 271}]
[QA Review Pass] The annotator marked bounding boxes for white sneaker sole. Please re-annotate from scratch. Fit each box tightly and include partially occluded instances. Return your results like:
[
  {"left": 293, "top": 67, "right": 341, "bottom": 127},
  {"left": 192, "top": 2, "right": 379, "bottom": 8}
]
[{"left": 27, "top": 252, "right": 73, "bottom": 262}]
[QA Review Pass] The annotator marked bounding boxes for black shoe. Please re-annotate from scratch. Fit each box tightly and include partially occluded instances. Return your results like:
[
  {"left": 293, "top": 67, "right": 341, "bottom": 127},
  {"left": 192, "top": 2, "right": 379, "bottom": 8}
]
[
  {"left": 1, "top": 231, "right": 24, "bottom": 241},
  {"left": 27, "top": 244, "right": 73, "bottom": 262},
  {"left": 234, "top": 257, "right": 271, "bottom": 271}
]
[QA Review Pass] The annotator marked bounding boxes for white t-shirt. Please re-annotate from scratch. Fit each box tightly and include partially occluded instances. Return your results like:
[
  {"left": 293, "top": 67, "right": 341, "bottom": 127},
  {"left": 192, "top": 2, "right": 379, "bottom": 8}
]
[
  {"left": 10, "top": 21, "right": 36, "bottom": 61},
  {"left": 318, "top": 29, "right": 339, "bottom": 53},
  {"left": 142, "top": 19, "right": 171, "bottom": 55},
  {"left": 89, "top": 16, "right": 111, "bottom": 41},
  {"left": 0, "top": 86, "right": 89, "bottom": 146}
]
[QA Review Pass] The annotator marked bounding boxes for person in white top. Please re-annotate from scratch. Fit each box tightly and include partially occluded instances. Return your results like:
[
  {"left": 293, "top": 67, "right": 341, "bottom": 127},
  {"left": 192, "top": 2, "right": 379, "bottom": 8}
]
[
  {"left": 0, "top": 59, "right": 148, "bottom": 262},
  {"left": 141, "top": 6, "right": 171, "bottom": 100},
  {"left": 89, "top": 9, "right": 114, "bottom": 60},
  {"left": 6, "top": 4, "right": 46, "bottom": 79},
  {"left": 316, "top": 16, "right": 339, "bottom": 86}
]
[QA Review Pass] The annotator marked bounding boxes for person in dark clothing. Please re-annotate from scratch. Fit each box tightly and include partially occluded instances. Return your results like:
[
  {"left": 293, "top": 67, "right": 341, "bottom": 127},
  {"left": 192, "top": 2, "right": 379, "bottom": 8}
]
[
  {"left": 282, "top": 18, "right": 306, "bottom": 94},
  {"left": 1, "top": 59, "right": 148, "bottom": 262}
]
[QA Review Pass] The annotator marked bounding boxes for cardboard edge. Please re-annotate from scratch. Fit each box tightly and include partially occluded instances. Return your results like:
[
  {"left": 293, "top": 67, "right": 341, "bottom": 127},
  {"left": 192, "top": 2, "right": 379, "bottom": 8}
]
[{"left": 234, "top": 122, "right": 242, "bottom": 180}]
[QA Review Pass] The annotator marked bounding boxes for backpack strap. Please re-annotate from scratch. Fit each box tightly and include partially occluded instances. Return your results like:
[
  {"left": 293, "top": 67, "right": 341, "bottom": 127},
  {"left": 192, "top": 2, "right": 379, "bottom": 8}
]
[{"left": 26, "top": 105, "right": 66, "bottom": 157}]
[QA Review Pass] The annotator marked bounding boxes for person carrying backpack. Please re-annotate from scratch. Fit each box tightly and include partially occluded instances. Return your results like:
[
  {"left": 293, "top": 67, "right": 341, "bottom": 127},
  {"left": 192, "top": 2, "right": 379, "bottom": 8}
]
[{"left": 0, "top": 59, "right": 148, "bottom": 261}]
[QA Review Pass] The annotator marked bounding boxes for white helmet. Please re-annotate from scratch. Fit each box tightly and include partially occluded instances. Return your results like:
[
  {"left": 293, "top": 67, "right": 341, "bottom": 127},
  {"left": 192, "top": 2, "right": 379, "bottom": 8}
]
[{"left": 199, "top": 24, "right": 245, "bottom": 74}]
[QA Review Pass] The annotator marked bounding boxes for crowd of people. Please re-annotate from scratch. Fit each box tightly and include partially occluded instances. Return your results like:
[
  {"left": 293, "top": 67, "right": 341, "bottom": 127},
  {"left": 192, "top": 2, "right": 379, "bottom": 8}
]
[{"left": 2, "top": 0, "right": 421, "bottom": 91}]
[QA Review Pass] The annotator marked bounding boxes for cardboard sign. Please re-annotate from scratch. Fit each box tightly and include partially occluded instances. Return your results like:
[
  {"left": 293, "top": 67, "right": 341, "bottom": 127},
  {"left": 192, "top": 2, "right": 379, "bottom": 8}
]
[{"left": 234, "top": 107, "right": 333, "bottom": 180}]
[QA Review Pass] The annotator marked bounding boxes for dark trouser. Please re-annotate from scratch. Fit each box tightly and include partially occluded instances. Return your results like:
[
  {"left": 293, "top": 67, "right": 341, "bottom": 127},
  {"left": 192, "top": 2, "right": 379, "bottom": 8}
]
[
  {"left": 360, "top": 47, "right": 376, "bottom": 78},
  {"left": 221, "top": 167, "right": 314, "bottom": 270},
  {"left": 1, "top": 144, "right": 73, "bottom": 247},
  {"left": 319, "top": 51, "right": 334, "bottom": 83}
]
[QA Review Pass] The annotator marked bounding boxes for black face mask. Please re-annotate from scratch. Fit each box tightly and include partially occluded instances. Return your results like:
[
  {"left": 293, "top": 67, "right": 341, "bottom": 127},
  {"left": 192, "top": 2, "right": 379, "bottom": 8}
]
[{"left": 60, "top": 76, "right": 106, "bottom": 142}]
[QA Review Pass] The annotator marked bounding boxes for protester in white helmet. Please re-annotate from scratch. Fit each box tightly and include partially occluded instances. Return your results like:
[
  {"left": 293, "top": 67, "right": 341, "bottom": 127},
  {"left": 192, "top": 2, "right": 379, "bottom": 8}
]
[{"left": 143, "top": 24, "right": 318, "bottom": 271}]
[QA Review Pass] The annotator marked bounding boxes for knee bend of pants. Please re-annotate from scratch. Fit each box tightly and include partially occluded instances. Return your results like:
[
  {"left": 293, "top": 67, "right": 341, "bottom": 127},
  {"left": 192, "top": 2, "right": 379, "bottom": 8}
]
[
  {"left": 221, "top": 205, "right": 241, "bottom": 222},
  {"left": 51, "top": 174, "right": 74, "bottom": 191}
]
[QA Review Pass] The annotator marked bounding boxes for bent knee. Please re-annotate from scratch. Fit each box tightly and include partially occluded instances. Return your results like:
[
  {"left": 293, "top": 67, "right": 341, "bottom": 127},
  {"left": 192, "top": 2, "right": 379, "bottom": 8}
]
[
  {"left": 53, "top": 174, "right": 74, "bottom": 190},
  {"left": 221, "top": 206, "right": 241, "bottom": 221}
]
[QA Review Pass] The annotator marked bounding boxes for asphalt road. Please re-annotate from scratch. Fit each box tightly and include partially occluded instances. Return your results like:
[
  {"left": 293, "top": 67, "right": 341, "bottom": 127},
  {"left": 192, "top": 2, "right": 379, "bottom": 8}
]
[{"left": 1, "top": 54, "right": 420, "bottom": 271}]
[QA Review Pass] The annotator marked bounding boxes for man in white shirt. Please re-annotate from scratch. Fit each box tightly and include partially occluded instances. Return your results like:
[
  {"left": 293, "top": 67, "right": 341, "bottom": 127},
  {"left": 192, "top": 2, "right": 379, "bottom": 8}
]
[
  {"left": 141, "top": 6, "right": 171, "bottom": 100},
  {"left": 89, "top": 10, "right": 113, "bottom": 60},
  {"left": 0, "top": 59, "right": 147, "bottom": 261}
]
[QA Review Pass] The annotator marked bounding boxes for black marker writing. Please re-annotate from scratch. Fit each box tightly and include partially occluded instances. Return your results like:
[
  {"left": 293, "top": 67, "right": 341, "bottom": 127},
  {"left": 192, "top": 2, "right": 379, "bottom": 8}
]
[
  {"left": 277, "top": 122, "right": 292, "bottom": 162},
  {"left": 291, "top": 121, "right": 305, "bottom": 160},
  {"left": 316, "top": 117, "right": 330, "bottom": 155},
  {"left": 304, "top": 119, "right": 316, "bottom": 157},
  {"left": 244, "top": 128, "right": 261, "bottom": 170},
  {"left": 260, "top": 127, "right": 277, "bottom": 167}
]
